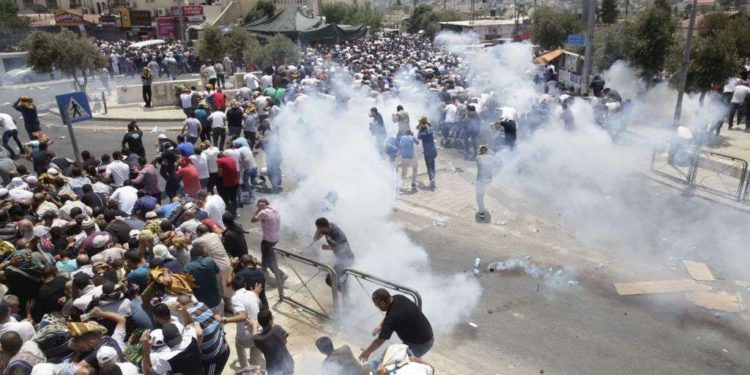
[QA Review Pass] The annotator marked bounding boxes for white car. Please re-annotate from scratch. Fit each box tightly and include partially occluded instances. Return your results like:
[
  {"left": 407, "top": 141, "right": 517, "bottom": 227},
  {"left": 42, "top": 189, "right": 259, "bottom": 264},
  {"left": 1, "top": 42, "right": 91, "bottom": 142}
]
[{"left": 3, "top": 67, "right": 58, "bottom": 84}]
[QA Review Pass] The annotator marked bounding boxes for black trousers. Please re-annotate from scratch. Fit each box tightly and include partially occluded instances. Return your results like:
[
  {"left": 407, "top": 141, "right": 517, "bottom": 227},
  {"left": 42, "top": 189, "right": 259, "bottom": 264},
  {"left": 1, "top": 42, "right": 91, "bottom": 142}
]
[
  {"left": 424, "top": 155, "right": 436, "bottom": 182},
  {"left": 142, "top": 85, "right": 152, "bottom": 107},
  {"left": 219, "top": 184, "right": 238, "bottom": 215},
  {"left": 212, "top": 128, "right": 226, "bottom": 149},
  {"left": 261, "top": 239, "right": 286, "bottom": 280}
]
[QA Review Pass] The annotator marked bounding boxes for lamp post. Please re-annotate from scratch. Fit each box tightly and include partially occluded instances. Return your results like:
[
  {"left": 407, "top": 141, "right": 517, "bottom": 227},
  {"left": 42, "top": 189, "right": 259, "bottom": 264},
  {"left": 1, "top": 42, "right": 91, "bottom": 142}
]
[{"left": 673, "top": 0, "right": 698, "bottom": 123}]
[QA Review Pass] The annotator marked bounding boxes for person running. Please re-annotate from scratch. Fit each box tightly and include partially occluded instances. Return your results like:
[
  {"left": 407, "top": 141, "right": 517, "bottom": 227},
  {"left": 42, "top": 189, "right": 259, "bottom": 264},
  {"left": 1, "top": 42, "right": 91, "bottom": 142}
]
[
  {"left": 0, "top": 113, "right": 23, "bottom": 160},
  {"left": 476, "top": 145, "right": 492, "bottom": 221},
  {"left": 12, "top": 96, "right": 41, "bottom": 140},
  {"left": 122, "top": 121, "right": 146, "bottom": 158},
  {"left": 417, "top": 117, "right": 437, "bottom": 190},
  {"left": 142, "top": 67, "right": 153, "bottom": 108}
]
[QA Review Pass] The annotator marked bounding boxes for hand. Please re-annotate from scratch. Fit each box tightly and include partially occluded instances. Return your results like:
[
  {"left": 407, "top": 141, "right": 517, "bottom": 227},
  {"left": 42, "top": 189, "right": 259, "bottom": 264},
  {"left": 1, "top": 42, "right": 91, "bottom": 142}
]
[
  {"left": 90, "top": 307, "right": 102, "bottom": 317},
  {"left": 230, "top": 257, "right": 239, "bottom": 268},
  {"left": 252, "top": 282, "right": 263, "bottom": 294},
  {"left": 57, "top": 296, "right": 67, "bottom": 306},
  {"left": 358, "top": 349, "right": 371, "bottom": 362},
  {"left": 140, "top": 330, "right": 151, "bottom": 347},
  {"left": 371, "top": 325, "right": 381, "bottom": 337}
]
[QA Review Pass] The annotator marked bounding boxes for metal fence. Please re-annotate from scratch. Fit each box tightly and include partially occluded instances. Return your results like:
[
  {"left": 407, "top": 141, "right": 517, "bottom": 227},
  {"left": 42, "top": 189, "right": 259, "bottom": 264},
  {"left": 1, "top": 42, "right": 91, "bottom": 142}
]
[
  {"left": 691, "top": 151, "right": 748, "bottom": 201},
  {"left": 272, "top": 248, "right": 339, "bottom": 320},
  {"left": 650, "top": 143, "right": 698, "bottom": 185},
  {"left": 342, "top": 269, "right": 423, "bottom": 310}
]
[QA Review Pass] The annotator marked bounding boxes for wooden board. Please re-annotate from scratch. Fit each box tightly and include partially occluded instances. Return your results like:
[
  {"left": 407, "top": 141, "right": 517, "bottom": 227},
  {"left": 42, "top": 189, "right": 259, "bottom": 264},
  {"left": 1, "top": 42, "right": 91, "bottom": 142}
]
[
  {"left": 688, "top": 291, "right": 744, "bottom": 313},
  {"left": 682, "top": 260, "right": 716, "bottom": 281},
  {"left": 615, "top": 279, "right": 704, "bottom": 296}
]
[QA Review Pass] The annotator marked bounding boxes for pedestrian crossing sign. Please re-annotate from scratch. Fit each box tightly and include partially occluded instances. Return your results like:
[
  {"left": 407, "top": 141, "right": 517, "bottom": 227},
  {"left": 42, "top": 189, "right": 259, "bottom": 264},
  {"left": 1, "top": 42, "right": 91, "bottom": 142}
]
[{"left": 56, "top": 91, "right": 92, "bottom": 124}]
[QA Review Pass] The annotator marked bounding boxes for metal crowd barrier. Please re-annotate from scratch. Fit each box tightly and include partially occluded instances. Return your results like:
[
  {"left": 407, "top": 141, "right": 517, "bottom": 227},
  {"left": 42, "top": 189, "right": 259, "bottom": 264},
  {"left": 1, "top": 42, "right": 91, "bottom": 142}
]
[
  {"left": 272, "top": 248, "right": 339, "bottom": 320},
  {"left": 690, "top": 151, "right": 748, "bottom": 201},
  {"left": 342, "top": 268, "right": 423, "bottom": 311},
  {"left": 649, "top": 143, "right": 698, "bottom": 185}
]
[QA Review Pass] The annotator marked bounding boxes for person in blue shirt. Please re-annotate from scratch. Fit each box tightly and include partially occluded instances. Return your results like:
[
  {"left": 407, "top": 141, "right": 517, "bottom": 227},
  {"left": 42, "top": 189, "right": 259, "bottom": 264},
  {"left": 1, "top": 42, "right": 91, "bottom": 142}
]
[
  {"left": 399, "top": 130, "right": 419, "bottom": 192},
  {"left": 124, "top": 249, "right": 150, "bottom": 291},
  {"left": 384, "top": 136, "right": 398, "bottom": 164},
  {"left": 194, "top": 104, "right": 210, "bottom": 142},
  {"left": 417, "top": 117, "right": 437, "bottom": 190}
]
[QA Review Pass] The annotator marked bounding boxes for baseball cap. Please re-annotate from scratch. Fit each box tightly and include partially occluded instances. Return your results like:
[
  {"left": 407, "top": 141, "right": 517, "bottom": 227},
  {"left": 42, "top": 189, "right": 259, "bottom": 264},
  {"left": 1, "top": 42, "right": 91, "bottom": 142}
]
[
  {"left": 96, "top": 346, "right": 118, "bottom": 365},
  {"left": 162, "top": 323, "right": 182, "bottom": 348}
]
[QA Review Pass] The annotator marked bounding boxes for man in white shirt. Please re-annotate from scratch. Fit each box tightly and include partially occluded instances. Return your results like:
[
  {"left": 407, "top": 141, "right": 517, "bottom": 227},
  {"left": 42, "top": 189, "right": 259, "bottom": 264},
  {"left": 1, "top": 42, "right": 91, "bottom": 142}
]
[
  {"left": 109, "top": 183, "right": 138, "bottom": 214},
  {"left": 0, "top": 113, "right": 23, "bottom": 160},
  {"left": 201, "top": 142, "right": 220, "bottom": 194},
  {"left": 207, "top": 110, "right": 227, "bottom": 151},
  {"left": 142, "top": 322, "right": 202, "bottom": 375},
  {"left": 222, "top": 276, "right": 262, "bottom": 368},
  {"left": 243, "top": 70, "right": 259, "bottom": 91},
  {"left": 260, "top": 73, "right": 273, "bottom": 90},
  {"left": 179, "top": 89, "right": 194, "bottom": 116},
  {"left": 190, "top": 149, "right": 210, "bottom": 189},
  {"left": 0, "top": 302, "right": 36, "bottom": 341},
  {"left": 104, "top": 151, "right": 130, "bottom": 188},
  {"left": 728, "top": 83, "right": 750, "bottom": 130},
  {"left": 233, "top": 138, "right": 257, "bottom": 205}
]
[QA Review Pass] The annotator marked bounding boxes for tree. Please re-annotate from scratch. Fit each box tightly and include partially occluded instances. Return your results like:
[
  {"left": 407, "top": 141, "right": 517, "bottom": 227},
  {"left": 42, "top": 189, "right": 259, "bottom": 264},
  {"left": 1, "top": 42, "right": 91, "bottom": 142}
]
[
  {"left": 24, "top": 30, "right": 105, "bottom": 92},
  {"left": 196, "top": 26, "right": 225, "bottom": 63},
  {"left": 222, "top": 26, "right": 254, "bottom": 64},
  {"left": 697, "top": 12, "right": 750, "bottom": 59},
  {"left": 0, "top": 0, "right": 29, "bottom": 52},
  {"left": 244, "top": 0, "right": 276, "bottom": 23},
  {"left": 322, "top": 1, "right": 383, "bottom": 30},
  {"left": 406, "top": 5, "right": 460, "bottom": 37},
  {"left": 593, "top": 22, "right": 630, "bottom": 70},
  {"left": 667, "top": 30, "right": 739, "bottom": 94},
  {"left": 531, "top": 6, "right": 583, "bottom": 50},
  {"left": 322, "top": 2, "right": 350, "bottom": 24},
  {"left": 241, "top": 36, "right": 263, "bottom": 69},
  {"left": 627, "top": 2, "right": 677, "bottom": 79},
  {"left": 600, "top": 0, "right": 619, "bottom": 24},
  {"left": 256, "top": 34, "right": 300, "bottom": 68}
]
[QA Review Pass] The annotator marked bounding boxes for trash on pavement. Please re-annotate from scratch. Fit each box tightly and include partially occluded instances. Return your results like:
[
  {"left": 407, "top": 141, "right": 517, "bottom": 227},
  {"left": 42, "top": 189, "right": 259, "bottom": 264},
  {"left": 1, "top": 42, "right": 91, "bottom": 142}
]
[
  {"left": 682, "top": 260, "right": 716, "bottom": 281},
  {"left": 614, "top": 279, "right": 709, "bottom": 296},
  {"left": 687, "top": 291, "right": 744, "bottom": 313}
]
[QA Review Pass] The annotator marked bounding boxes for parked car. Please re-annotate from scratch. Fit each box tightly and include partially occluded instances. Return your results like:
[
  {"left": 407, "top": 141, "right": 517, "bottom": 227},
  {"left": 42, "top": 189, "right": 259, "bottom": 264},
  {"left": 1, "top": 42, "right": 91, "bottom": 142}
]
[{"left": 3, "top": 67, "right": 59, "bottom": 84}]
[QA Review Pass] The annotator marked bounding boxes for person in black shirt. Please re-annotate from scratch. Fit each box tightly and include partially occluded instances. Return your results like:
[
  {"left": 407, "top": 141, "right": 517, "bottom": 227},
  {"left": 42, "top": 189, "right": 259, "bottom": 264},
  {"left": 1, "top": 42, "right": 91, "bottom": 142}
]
[
  {"left": 251, "top": 310, "right": 294, "bottom": 375},
  {"left": 359, "top": 288, "right": 434, "bottom": 362},
  {"left": 29, "top": 142, "right": 49, "bottom": 175},
  {"left": 122, "top": 122, "right": 145, "bottom": 158},
  {"left": 312, "top": 217, "right": 355, "bottom": 288},
  {"left": 234, "top": 254, "right": 268, "bottom": 310},
  {"left": 32, "top": 264, "right": 67, "bottom": 322},
  {"left": 81, "top": 184, "right": 106, "bottom": 212},
  {"left": 222, "top": 212, "right": 248, "bottom": 259}
]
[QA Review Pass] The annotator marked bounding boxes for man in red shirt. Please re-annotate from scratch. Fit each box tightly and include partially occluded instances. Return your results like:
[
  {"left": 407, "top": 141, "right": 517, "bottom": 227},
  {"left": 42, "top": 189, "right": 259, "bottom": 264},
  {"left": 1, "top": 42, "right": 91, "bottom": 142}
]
[
  {"left": 216, "top": 152, "right": 240, "bottom": 216},
  {"left": 176, "top": 158, "right": 201, "bottom": 198},
  {"left": 212, "top": 89, "right": 228, "bottom": 111}
]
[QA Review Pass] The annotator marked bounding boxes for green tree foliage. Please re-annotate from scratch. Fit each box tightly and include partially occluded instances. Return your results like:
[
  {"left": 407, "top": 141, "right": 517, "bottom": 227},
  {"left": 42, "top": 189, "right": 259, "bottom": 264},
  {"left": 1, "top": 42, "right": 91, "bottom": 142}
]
[
  {"left": 666, "top": 30, "right": 739, "bottom": 93},
  {"left": 600, "top": 0, "right": 619, "bottom": 24},
  {"left": 322, "top": 1, "right": 383, "bottom": 29},
  {"left": 23, "top": 30, "right": 105, "bottom": 92},
  {"left": 222, "top": 26, "right": 255, "bottom": 63},
  {"left": 0, "top": 0, "right": 29, "bottom": 52},
  {"left": 530, "top": 6, "right": 583, "bottom": 50},
  {"left": 196, "top": 26, "right": 225, "bottom": 63},
  {"left": 407, "top": 5, "right": 460, "bottom": 37},
  {"left": 255, "top": 34, "right": 300, "bottom": 68},
  {"left": 593, "top": 22, "right": 630, "bottom": 70},
  {"left": 244, "top": 0, "right": 276, "bottom": 24},
  {"left": 697, "top": 12, "right": 750, "bottom": 59},
  {"left": 626, "top": 1, "right": 677, "bottom": 78}
]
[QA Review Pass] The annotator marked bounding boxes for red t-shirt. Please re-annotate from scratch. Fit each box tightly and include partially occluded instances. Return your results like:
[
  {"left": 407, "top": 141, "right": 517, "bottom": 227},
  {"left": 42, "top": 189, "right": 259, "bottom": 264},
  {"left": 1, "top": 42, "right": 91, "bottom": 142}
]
[
  {"left": 212, "top": 92, "right": 226, "bottom": 110},
  {"left": 216, "top": 156, "right": 239, "bottom": 186},
  {"left": 176, "top": 164, "right": 201, "bottom": 197}
]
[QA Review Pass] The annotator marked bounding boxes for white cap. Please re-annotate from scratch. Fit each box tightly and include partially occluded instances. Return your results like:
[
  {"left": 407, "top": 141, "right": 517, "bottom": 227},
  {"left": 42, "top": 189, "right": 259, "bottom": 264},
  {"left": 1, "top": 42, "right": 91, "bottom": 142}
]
[
  {"left": 96, "top": 346, "right": 118, "bottom": 365},
  {"left": 47, "top": 168, "right": 59, "bottom": 175}
]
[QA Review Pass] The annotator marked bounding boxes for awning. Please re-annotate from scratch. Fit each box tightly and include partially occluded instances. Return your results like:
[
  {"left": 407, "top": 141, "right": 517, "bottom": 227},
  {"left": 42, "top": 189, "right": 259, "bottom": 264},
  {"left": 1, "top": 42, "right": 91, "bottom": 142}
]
[{"left": 533, "top": 48, "right": 564, "bottom": 65}]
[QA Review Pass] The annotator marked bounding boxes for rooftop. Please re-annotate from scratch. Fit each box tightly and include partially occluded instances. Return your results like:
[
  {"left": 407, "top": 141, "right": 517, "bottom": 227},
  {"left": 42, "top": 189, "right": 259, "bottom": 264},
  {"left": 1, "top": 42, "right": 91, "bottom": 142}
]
[{"left": 439, "top": 18, "right": 526, "bottom": 27}]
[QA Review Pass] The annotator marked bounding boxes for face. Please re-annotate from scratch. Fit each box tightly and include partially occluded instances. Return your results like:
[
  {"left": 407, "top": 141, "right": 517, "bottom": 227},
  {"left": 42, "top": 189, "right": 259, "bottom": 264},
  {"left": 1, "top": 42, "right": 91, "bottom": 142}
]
[{"left": 373, "top": 298, "right": 388, "bottom": 312}]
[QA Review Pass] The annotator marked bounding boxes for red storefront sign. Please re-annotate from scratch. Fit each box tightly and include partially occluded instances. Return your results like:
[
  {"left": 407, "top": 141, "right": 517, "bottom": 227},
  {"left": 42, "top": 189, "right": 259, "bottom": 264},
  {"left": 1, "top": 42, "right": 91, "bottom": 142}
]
[
  {"left": 55, "top": 11, "right": 84, "bottom": 27},
  {"left": 156, "top": 17, "right": 176, "bottom": 39},
  {"left": 170, "top": 5, "right": 204, "bottom": 22}
]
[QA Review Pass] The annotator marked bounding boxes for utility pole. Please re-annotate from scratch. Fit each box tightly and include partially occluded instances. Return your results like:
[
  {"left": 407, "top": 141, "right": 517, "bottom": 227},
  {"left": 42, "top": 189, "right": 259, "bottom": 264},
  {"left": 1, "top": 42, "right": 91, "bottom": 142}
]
[
  {"left": 177, "top": 7, "right": 185, "bottom": 43},
  {"left": 471, "top": 0, "right": 475, "bottom": 25},
  {"left": 674, "top": 0, "right": 698, "bottom": 122},
  {"left": 580, "top": 0, "right": 596, "bottom": 95},
  {"left": 625, "top": 0, "right": 629, "bottom": 16}
]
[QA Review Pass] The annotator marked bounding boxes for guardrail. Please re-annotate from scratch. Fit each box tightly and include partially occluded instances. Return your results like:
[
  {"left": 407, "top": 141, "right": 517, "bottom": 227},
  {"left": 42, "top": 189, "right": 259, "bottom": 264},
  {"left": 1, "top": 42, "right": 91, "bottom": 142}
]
[
  {"left": 273, "top": 248, "right": 339, "bottom": 320},
  {"left": 342, "top": 268, "right": 423, "bottom": 311},
  {"left": 650, "top": 143, "right": 698, "bottom": 185},
  {"left": 691, "top": 151, "right": 748, "bottom": 201}
]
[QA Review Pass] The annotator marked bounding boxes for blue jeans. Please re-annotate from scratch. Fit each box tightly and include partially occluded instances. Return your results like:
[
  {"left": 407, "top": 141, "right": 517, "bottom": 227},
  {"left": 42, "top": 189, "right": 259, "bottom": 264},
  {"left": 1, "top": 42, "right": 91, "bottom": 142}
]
[
  {"left": 238, "top": 167, "right": 257, "bottom": 205},
  {"left": 2, "top": 130, "right": 23, "bottom": 158},
  {"left": 407, "top": 338, "right": 434, "bottom": 358}
]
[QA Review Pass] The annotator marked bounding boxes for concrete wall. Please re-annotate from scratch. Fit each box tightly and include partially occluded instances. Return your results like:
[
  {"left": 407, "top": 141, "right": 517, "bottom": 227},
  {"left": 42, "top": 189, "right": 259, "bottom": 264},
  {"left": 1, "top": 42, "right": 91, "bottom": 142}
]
[{"left": 116, "top": 78, "right": 201, "bottom": 106}]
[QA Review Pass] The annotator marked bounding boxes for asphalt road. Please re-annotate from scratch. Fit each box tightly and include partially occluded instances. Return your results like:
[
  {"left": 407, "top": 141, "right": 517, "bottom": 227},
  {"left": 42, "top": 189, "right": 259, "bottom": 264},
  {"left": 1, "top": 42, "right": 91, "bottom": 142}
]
[{"left": 15, "top": 117, "right": 750, "bottom": 374}]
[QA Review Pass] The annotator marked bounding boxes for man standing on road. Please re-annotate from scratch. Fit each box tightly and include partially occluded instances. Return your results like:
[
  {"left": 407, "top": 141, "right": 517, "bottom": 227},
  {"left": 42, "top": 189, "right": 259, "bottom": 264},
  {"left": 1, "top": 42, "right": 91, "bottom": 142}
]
[
  {"left": 398, "top": 130, "right": 419, "bottom": 192},
  {"left": 251, "top": 198, "right": 287, "bottom": 284},
  {"left": 208, "top": 110, "right": 227, "bottom": 151},
  {"left": 216, "top": 152, "right": 239, "bottom": 216},
  {"left": 182, "top": 113, "right": 202, "bottom": 145},
  {"left": 391, "top": 105, "right": 410, "bottom": 145},
  {"left": 0, "top": 113, "right": 23, "bottom": 160},
  {"left": 122, "top": 122, "right": 146, "bottom": 158},
  {"left": 359, "top": 289, "right": 434, "bottom": 362},
  {"left": 312, "top": 217, "right": 354, "bottom": 288},
  {"left": 728, "top": 80, "right": 750, "bottom": 130},
  {"left": 222, "top": 275, "right": 263, "bottom": 369},
  {"left": 476, "top": 145, "right": 492, "bottom": 221}
]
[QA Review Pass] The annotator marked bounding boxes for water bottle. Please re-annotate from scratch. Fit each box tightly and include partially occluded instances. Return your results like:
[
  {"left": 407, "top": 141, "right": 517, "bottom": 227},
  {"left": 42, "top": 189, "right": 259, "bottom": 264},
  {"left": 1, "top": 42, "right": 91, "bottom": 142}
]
[{"left": 472, "top": 258, "right": 481, "bottom": 276}]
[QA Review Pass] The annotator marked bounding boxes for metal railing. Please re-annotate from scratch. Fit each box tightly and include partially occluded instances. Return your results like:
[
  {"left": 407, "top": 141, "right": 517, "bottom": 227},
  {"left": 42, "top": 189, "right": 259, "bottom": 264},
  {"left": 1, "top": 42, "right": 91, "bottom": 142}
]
[
  {"left": 649, "top": 143, "right": 698, "bottom": 185},
  {"left": 691, "top": 151, "right": 748, "bottom": 201},
  {"left": 342, "top": 268, "right": 423, "bottom": 311},
  {"left": 272, "top": 248, "right": 338, "bottom": 320}
]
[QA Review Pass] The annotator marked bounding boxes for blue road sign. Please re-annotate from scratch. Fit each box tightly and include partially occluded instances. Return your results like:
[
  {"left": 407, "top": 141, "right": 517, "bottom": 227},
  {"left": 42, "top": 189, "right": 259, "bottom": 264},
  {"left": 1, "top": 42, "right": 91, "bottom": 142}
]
[
  {"left": 56, "top": 91, "right": 92, "bottom": 124},
  {"left": 567, "top": 34, "right": 586, "bottom": 46}
]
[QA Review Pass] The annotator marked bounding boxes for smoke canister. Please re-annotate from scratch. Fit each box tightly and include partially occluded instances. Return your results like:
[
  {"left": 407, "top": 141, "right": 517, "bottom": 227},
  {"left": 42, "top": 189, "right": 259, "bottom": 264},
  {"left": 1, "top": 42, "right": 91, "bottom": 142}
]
[{"left": 473, "top": 258, "right": 481, "bottom": 276}]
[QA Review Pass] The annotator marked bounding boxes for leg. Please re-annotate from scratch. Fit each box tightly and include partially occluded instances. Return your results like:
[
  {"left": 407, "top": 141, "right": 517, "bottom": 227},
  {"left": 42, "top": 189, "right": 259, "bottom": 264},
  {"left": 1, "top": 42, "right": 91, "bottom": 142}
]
[
  {"left": 2, "top": 132, "right": 16, "bottom": 159},
  {"left": 10, "top": 131, "right": 23, "bottom": 153},
  {"left": 728, "top": 103, "right": 738, "bottom": 128},
  {"left": 227, "top": 185, "right": 238, "bottom": 215},
  {"left": 235, "top": 338, "right": 249, "bottom": 369},
  {"left": 400, "top": 159, "right": 408, "bottom": 189},
  {"left": 261, "top": 240, "right": 286, "bottom": 281},
  {"left": 476, "top": 181, "right": 486, "bottom": 212},
  {"left": 425, "top": 156, "right": 436, "bottom": 185},
  {"left": 212, "top": 128, "right": 220, "bottom": 147},
  {"left": 410, "top": 158, "right": 418, "bottom": 187}
]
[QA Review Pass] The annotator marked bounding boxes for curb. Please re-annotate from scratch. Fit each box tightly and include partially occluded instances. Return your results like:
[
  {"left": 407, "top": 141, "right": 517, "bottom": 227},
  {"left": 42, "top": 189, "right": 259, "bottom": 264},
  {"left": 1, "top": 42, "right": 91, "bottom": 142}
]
[{"left": 47, "top": 108, "right": 185, "bottom": 123}]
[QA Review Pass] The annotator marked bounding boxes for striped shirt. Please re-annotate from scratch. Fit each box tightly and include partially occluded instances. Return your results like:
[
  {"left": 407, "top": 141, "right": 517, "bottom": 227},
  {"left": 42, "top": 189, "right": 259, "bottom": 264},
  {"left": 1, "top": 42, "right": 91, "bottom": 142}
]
[{"left": 187, "top": 302, "right": 227, "bottom": 361}]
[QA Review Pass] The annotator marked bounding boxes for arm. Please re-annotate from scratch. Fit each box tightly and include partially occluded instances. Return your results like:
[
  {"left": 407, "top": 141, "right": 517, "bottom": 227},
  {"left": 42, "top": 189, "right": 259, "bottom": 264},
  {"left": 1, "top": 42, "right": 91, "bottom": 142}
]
[
  {"left": 140, "top": 330, "right": 156, "bottom": 375},
  {"left": 222, "top": 309, "right": 248, "bottom": 324},
  {"left": 181, "top": 122, "right": 187, "bottom": 135},
  {"left": 359, "top": 338, "right": 386, "bottom": 362},
  {"left": 250, "top": 209, "right": 262, "bottom": 223}
]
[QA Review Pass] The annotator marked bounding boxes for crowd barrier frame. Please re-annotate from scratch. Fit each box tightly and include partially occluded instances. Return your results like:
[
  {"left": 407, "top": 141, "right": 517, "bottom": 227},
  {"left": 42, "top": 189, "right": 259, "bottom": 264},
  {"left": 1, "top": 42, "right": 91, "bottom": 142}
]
[
  {"left": 341, "top": 268, "right": 423, "bottom": 311},
  {"left": 273, "top": 248, "right": 339, "bottom": 320},
  {"left": 690, "top": 151, "right": 748, "bottom": 201}
]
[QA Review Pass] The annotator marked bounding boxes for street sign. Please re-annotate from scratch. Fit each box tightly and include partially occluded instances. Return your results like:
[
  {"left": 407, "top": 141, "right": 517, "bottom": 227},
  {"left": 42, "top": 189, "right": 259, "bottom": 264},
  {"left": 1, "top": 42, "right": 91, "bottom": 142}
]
[
  {"left": 56, "top": 92, "right": 92, "bottom": 124},
  {"left": 567, "top": 34, "right": 586, "bottom": 46}
]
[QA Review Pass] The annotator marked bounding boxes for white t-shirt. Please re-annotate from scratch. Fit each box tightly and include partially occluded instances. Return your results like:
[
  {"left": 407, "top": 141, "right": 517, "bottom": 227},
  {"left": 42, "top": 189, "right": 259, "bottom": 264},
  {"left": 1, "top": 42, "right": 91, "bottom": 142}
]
[
  {"left": 0, "top": 319, "right": 37, "bottom": 341},
  {"left": 230, "top": 289, "right": 260, "bottom": 341},
  {"left": 208, "top": 111, "right": 227, "bottom": 129},
  {"left": 204, "top": 65, "right": 217, "bottom": 80},
  {"left": 0, "top": 113, "right": 17, "bottom": 133},
  {"left": 243, "top": 73, "right": 259, "bottom": 90},
  {"left": 237, "top": 146, "right": 256, "bottom": 170},
  {"left": 203, "top": 147, "right": 220, "bottom": 173},
  {"left": 180, "top": 92, "right": 193, "bottom": 109},
  {"left": 444, "top": 104, "right": 457, "bottom": 123},
  {"left": 183, "top": 118, "right": 201, "bottom": 138},
  {"left": 732, "top": 85, "right": 750, "bottom": 104},
  {"left": 110, "top": 185, "right": 138, "bottom": 214},
  {"left": 189, "top": 153, "right": 210, "bottom": 179},
  {"left": 106, "top": 161, "right": 130, "bottom": 187},
  {"left": 204, "top": 195, "right": 226, "bottom": 227},
  {"left": 260, "top": 75, "right": 272, "bottom": 89},
  {"left": 116, "top": 362, "right": 141, "bottom": 375}
]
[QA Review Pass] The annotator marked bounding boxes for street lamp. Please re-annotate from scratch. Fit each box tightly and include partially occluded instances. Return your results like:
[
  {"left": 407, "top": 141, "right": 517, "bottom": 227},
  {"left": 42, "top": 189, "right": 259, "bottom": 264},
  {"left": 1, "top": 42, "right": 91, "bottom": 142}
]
[{"left": 673, "top": 0, "right": 699, "bottom": 123}]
